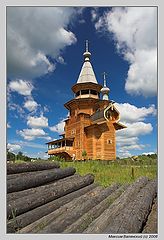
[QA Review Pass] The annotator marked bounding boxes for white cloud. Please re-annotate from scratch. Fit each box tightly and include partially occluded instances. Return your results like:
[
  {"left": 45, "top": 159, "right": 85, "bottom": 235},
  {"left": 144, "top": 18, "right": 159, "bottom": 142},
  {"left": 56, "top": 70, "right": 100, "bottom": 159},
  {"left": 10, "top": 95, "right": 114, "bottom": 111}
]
[
  {"left": 94, "top": 7, "right": 157, "bottom": 97},
  {"left": 50, "top": 118, "right": 65, "bottom": 134},
  {"left": 17, "top": 128, "right": 48, "bottom": 140},
  {"left": 13, "top": 141, "right": 47, "bottom": 149},
  {"left": 24, "top": 99, "right": 38, "bottom": 112},
  {"left": 7, "top": 143, "right": 21, "bottom": 153},
  {"left": 117, "top": 149, "right": 132, "bottom": 158},
  {"left": 121, "top": 144, "right": 145, "bottom": 151},
  {"left": 8, "top": 79, "right": 33, "bottom": 96},
  {"left": 27, "top": 115, "right": 48, "bottom": 128},
  {"left": 117, "top": 122, "right": 153, "bottom": 138},
  {"left": 7, "top": 123, "right": 11, "bottom": 128},
  {"left": 115, "top": 103, "right": 156, "bottom": 123},
  {"left": 142, "top": 152, "right": 156, "bottom": 155},
  {"left": 116, "top": 120, "right": 153, "bottom": 156},
  {"left": 7, "top": 7, "right": 77, "bottom": 79},
  {"left": 8, "top": 102, "right": 25, "bottom": 118},
  {"left": 117, "top": 136, "right": 139, "bottom": 147}
]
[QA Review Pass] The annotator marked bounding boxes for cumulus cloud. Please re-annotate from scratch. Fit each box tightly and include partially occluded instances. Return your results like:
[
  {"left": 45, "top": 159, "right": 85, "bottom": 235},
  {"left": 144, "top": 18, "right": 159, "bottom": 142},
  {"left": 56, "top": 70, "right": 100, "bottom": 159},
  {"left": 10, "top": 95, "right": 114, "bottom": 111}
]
[
  {"left": 17, "top": 128, "right": 48, "bottom": 141},
  {"left": 115, "top": 102, "right": 155, "bottom": 156},
  {"left": 94, "top": 7, "right": 157, "bottom": 97},
  {"left": 115, "top": 103, "right": 156, "bottom": 123},
  {"left": 24, "top": 99, "right": 38, "bottom": 112},
  {"left": 7, "top": 143, "right": 21, "bottom": 153},
  {"left": 50, "top": 118, "right": 66, "bottom": 134},
  {"left": 117, "top": 122, "right": 153, "bottom": 138},
  {"left": 8, "top": 79, "right": 33, "bottom": 96},
  {"left": 7, "top": 7, "right": 77, "bottom": 79},
  {"left": 27, "top": 115, "right": 48, "bottom": 128}
]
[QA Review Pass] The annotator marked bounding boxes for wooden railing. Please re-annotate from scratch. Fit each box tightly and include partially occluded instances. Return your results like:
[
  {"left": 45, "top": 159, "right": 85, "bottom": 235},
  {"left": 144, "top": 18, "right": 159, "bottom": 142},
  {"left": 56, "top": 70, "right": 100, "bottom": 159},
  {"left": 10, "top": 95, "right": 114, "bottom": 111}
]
[{"left": 48, "top": 146, "right": 73, "bottom": 154}]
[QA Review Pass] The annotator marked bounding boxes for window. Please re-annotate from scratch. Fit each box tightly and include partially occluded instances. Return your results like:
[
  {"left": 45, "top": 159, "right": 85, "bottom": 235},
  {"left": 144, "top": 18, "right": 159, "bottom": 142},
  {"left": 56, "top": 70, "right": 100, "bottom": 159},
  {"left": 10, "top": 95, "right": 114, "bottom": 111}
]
[
  {"left": 107, "top": 139, "right": 112, "bottom": 144},
  {"left": 81, "top": 89, "right": 89, "bottom": 95},
  {"left": 90, "top": 90, "right": 97, "bottom": 95},
  {"left": 71, "top": 129, "right": 76, "bottom": 135}
]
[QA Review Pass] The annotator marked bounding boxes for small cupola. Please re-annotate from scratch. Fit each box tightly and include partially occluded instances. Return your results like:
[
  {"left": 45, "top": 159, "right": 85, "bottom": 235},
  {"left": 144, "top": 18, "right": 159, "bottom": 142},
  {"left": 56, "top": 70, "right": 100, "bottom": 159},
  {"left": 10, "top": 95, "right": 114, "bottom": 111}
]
[{"left": 101, "top": 72, "right": 110, "bottom": 100}]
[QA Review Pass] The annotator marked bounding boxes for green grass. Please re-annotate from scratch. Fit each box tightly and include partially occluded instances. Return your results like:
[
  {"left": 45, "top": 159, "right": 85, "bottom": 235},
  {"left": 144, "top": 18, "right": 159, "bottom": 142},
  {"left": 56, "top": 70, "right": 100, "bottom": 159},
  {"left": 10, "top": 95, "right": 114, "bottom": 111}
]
[
  {"left": 13, "top": 156, "right": 157, "bottom": 188},
  {"left": 60, "top": 160, "right": 157, "bottom": 187}
]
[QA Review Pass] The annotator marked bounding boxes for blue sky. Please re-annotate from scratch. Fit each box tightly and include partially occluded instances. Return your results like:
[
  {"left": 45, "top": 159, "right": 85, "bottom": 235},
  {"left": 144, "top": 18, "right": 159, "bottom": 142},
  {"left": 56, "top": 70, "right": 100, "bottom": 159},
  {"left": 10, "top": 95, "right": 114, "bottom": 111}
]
[{"left": 7, "top": 6, "right": 157, "bottom": 159}]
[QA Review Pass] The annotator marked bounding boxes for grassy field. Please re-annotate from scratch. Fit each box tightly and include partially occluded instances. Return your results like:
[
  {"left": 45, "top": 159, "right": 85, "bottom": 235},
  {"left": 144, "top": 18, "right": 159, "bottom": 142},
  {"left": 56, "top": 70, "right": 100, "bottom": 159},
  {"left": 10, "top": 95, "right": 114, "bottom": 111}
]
[
  {"left": 59, "top": 158, "right": 157, "bottom": 187},
  {"left": 13, "top": 156, "right": 157, "bottom": 188}
]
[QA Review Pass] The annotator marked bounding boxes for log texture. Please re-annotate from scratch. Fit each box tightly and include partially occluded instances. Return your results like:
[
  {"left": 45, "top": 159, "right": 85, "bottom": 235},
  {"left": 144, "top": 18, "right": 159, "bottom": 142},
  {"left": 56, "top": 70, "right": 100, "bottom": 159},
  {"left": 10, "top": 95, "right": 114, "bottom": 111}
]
[
  {"left": 7, "top": 167, "right": 76, "bottom": 193},
  {"left": 84, "top": 176, "right": 149, "bottom": 233},
  {"left": 64, "top": 184, "right": 129, "bottom": 233},
  {"left": 19, "top": 185, "right": 103, "bottom": 233},
  {"left": 7, "top": 173, "right": 94, "bottom": 219},
  {"left": 103, "top": 179, "right": 157, "bottom": 233},
  {"left": 7, "top": 161, "right": 60, "bottom": 174},
  {"left": 38, "top": 183, "right": 120, "bottom": 233},
  {"left": 7, "top": 183, "right": 97, "bottom": 233},
  {"left": 7, "top": 174, "right": 81, "bottom": 202},
  {"left": 142, "top": 198, "right": 158, "bottom": 233}
]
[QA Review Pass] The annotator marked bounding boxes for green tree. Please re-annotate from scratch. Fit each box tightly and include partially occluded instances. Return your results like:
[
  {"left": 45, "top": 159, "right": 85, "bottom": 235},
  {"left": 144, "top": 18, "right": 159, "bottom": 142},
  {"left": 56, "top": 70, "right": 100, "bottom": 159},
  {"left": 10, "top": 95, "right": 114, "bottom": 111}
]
[
  {"left": 82, "top": 150, "right": 87, "bottom": 161},
  {"left": 17, "top": 151, "right": 24, "bottom": 160},
  {"left": 7, "top": 150, "right": 16, "bottom": 162}
]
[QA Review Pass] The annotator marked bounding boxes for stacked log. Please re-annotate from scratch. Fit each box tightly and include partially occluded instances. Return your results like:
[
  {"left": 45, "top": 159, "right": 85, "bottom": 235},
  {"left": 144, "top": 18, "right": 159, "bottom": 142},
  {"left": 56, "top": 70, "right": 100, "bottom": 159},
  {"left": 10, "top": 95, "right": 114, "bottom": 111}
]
[
  {"left": 103, "top": 179, "right": 157, "bottom": 233},
  {"left": 142, "top": 198, "right": 158, "bottom": 233},
  {"left": 20, "top": 184, "right": 118, "bottom": 233},
  {"left": 7, "top": 173, "right": 94, "bottom": 219},
  {"left": 63, "top": 184, "right": 129, "bottom": 233},
  {"left": 84, "top": 176, "right": 149, "bottom": 233},
  {"left": 37, "top": 183, "right": 120, "bottom": 233},
  {"left": 6, "top": 162, "right": 157, "bottom": 234},
  {"left": 7, "top": 174, "right": 81, "bottom": 202},
  {"left": 7, "top": 183, "right": 98, "bottom": 233},
  {"left": 7, "top": 161, "right": 60, "bottom": 174},
  {"left": 19, "top": 185, "right": 103, "bottom": 233},
  {"left": 7, "top": 167, "right": 76, "bottom": 193}
]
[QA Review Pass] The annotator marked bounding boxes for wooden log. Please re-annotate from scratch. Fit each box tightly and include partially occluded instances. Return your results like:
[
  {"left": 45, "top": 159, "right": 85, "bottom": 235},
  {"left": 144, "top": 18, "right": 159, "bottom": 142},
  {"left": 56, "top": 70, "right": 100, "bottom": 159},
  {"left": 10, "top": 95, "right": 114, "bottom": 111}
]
[
  {"left": 142, "top": 198, "right": 158, "bottom": 233},
  {"left": 38, "top": 183, "right": 120, "bottom": 233},
  {"left": 7, "top": 174, "right": 81, "bottom": 202},
  {"left": 7, "top": 173, "right": 94, "bottom": 219},
  {"left": 7, "top": 168, "right": 60, "bottom": 181},
  {"left": 103, "top": 179, "right": 157, "bottom": 233},
  {"left": 84, "top": 176, "right": 149, "bottom": 233},
  {"left": 7, "top": 161, "right": 60, "bottom": 174},
  {"left": 7, "top": 183, "right": 98, "bottom": 233},
  {"left": 19, "top": 185, "right": 102, "bottom": 233},
  {"left": 7, "top": 167, "right": 76, "bottom": 193},
  {"left": 64, "top": 184, "right": 129, "bottom": 233}
]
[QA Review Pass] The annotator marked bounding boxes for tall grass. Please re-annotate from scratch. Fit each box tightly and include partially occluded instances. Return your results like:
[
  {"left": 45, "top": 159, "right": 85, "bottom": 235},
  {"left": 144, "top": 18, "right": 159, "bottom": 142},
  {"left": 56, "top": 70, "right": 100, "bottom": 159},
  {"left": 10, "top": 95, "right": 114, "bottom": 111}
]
[{"left": 60, "top": 160, "right": 157, "bottom": 187}]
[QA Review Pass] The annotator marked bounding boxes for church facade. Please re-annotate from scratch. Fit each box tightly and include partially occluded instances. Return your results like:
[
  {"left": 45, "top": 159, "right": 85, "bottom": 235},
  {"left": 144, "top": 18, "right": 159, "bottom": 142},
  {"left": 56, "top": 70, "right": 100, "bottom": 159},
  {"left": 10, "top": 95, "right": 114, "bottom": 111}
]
[{"left": 46, "top": 42, "right": 126, "bottom": 160}]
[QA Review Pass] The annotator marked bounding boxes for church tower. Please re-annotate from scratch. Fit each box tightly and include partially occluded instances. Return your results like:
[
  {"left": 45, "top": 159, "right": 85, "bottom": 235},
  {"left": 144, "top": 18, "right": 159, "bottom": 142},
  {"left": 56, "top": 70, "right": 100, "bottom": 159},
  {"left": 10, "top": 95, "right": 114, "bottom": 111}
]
[{"left": 47, "top": 41, "right": 126, "bottom": 160}]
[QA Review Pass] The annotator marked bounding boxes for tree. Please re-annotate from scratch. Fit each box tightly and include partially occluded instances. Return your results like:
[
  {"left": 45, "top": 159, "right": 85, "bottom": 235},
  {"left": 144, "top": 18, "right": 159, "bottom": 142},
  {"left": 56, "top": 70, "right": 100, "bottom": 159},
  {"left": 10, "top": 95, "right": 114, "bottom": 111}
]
[
  {"left": 82, "top": 150, "right": 87, "bottom": 161},
  {"left": 17, "top": 151, "right": 23, "bottom": 160},
  {"left": 7, "top": 150, "right": 16, "bottom": 162}
]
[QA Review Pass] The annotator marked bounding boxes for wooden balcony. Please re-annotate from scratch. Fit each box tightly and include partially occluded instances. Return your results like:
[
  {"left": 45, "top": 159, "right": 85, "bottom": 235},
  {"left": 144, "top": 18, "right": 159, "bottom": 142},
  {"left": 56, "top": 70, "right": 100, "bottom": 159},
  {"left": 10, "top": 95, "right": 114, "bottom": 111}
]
[{"left": 48, "top": 146, "right": 73, "bottom": 155}]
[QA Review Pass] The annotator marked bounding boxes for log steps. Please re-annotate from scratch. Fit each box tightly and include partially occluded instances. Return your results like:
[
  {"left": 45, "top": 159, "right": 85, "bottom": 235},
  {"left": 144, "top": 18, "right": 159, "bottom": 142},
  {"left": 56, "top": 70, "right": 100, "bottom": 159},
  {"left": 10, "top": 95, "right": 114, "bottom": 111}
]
[{"left": 7, "top": 162, "right": 157, "bottom": 234}]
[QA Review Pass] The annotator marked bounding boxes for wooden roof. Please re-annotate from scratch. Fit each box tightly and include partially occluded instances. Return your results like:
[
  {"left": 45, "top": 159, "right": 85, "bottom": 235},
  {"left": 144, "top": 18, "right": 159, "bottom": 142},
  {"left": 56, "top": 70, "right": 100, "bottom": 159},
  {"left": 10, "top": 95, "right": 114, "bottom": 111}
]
[
  {"left": 113, "top": 122, "right": 127, "bottom": 130},
  {"left": 46, "top": 138, "right": 74, "bottom": 145}
]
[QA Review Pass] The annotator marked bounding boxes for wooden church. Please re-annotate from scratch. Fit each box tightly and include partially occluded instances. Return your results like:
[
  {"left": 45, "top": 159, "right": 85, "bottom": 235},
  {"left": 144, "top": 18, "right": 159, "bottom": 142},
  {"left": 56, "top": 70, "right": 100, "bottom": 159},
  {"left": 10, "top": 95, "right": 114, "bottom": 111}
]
[{"left": 47, "top": 41, "right": 126, "bottom": 161}]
